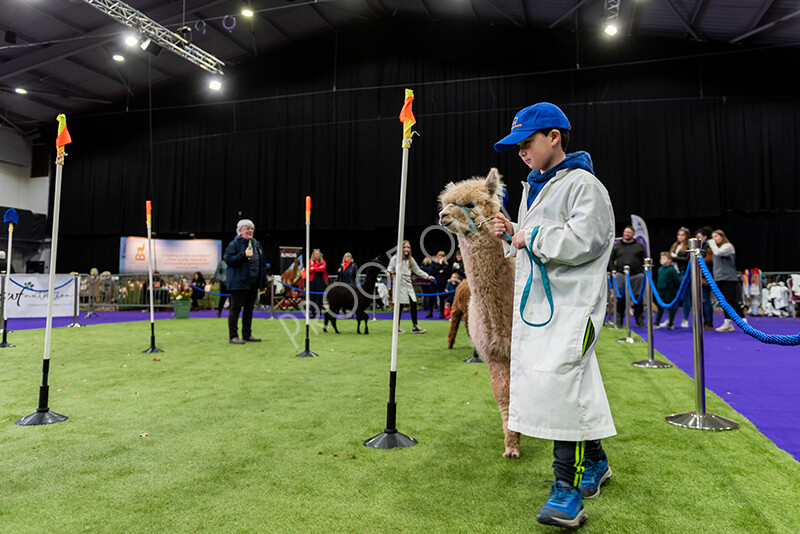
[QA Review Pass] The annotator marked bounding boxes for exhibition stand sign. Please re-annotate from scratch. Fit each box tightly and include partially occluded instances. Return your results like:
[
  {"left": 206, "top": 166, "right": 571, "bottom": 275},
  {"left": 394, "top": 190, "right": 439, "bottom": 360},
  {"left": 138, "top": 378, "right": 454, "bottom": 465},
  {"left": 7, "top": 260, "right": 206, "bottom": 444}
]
[
  {"left": 4, "top": 274, "right": 74, "bottom": 318},
  {"left": 119, "top": 236, "right": 221, "bottom": 274}
]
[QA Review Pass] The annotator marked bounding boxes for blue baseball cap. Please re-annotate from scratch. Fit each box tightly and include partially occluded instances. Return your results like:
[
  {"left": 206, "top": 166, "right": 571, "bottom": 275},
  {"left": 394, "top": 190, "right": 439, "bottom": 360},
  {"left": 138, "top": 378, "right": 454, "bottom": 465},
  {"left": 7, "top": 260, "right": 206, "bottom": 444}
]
[{"left": 494, "top": 102, "right": 570, "bottom": 153}]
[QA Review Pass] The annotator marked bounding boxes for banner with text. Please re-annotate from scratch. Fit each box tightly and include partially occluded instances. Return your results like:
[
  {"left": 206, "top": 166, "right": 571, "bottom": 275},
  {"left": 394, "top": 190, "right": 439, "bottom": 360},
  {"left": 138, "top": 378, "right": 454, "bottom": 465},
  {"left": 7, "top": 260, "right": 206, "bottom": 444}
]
[
  {"left": 119, "top": 237, "right": 222, "bottom": 274},
  {"left": 4, "top": 274, "right": 75, "bottom": 318}
]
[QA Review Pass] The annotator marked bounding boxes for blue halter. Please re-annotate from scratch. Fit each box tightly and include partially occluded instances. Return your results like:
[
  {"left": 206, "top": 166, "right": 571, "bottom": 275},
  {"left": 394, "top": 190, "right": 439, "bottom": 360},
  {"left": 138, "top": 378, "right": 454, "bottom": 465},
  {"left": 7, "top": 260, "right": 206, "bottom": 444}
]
[{"left": 519, "top": 225, "right": 554, "bottom": 328}]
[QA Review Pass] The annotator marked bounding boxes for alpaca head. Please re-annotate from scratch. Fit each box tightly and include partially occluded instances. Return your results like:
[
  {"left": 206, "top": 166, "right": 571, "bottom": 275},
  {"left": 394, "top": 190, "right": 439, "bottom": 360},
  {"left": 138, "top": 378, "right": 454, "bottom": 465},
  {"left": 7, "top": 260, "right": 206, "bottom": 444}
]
[{"left": 438, "top": 168, "right": 506, "bottom": 238}]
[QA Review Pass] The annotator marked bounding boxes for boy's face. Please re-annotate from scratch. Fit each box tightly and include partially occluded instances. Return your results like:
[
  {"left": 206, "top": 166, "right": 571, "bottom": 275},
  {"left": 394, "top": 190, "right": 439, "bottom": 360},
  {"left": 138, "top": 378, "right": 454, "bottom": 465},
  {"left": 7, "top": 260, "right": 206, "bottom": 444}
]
[
  {"left": 517, "top": 130, "right": 559, "bottom": 172},
  {"left": 660, "top": 255, "right": 670, "bottom": 266},
  {"left": 450, "top": 274, "right": 459, "bottom": 283}
]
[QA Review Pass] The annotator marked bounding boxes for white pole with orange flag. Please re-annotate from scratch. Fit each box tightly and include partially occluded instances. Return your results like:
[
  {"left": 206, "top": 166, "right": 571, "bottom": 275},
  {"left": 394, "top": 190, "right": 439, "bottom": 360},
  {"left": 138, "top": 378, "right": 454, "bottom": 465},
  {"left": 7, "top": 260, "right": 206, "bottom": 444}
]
[
  {"left": 17, "top": 114, "right": 72, "bottom": 426},
  {"left": 143, "top": 200, "right": 163, "bottom": 353},
  {"left": 364, "top": 89, "right": 418, "bottom": 449}
]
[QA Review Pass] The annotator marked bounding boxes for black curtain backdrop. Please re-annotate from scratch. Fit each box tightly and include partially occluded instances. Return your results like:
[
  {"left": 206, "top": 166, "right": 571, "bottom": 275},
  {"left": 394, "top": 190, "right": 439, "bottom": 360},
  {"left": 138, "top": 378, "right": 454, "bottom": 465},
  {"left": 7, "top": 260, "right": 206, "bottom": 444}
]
[{"left": 45, "top": 18, "right": 800, "bottom": 274}]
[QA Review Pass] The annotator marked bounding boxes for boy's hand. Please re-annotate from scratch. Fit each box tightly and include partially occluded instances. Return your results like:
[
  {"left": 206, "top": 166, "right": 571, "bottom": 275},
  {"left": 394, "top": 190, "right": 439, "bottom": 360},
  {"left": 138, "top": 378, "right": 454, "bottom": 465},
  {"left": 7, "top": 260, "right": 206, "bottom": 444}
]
[
  {"left": 493, "top": 215, "right": 513, "bottom": 241},
  {"left": 511, "top": 231, "right": 527, "bottom": 250}
]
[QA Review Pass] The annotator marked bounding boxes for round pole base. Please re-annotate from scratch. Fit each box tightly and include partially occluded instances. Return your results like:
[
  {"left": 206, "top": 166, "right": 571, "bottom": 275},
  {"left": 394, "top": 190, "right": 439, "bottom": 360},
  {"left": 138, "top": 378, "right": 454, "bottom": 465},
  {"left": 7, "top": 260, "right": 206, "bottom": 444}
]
[
  {"left": 464, "top": 350, "right": 484, "bottom": 363},
  {"left": 0, "top": 341, "right": 15, "bottom": 348},
  {"left": 143, "top": 346, "right": 164, "bottom": 354},
  {"left": 616, "top": 337, "right": 645, "bottom": 344},
  {"left": 604, "top": 320, "right": 618, "bottom": 328},
  {"left": 665, "top": 411, "right": 738, "bottom": 431},
  {"left": 632, "top": 358, "right": 672, "bottom": 368},
  {"left": 16, "top": 409, "right": 68, "bottom": 426},
  {"left": 66, "top": 323, "right": 85, "bottom": 328},
  {"left": 296, "top": 350, "right": 318, "bottom": 358},
  {"left": 364, "top": 429, "right": 418, "bottom": 449}
]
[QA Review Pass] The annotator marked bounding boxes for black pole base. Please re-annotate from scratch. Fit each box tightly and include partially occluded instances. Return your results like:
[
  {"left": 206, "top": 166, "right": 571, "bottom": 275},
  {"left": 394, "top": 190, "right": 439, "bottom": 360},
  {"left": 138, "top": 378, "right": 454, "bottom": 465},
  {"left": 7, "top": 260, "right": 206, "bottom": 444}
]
[
  {"left": 0, "top": 341, "right": 15, "bottom": 348},
  {"left": 632, "top": 358, "right": 672, "bottom": 368},
  {"left": 363, "top": 429, "right": 418, "bottom": 449},
  {"left": 15, "top": 409, "right": 68, "bottom": 426},
  {"left": 143, "top": 345, "right": 164, "bottom": 354},
  {"left": 295, "top": 350, "right": 318, "bottom": 358},
  {"left": 464, "top": 349, "right": 484, "bottom": 363}
]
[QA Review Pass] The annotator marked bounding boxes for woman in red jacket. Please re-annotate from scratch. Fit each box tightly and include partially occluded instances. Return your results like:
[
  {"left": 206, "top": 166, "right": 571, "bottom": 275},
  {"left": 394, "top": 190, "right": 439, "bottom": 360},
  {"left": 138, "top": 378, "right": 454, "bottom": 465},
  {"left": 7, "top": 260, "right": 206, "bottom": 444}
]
[{"left": 308, "top": 249, "right": 328, "bottom": 318}]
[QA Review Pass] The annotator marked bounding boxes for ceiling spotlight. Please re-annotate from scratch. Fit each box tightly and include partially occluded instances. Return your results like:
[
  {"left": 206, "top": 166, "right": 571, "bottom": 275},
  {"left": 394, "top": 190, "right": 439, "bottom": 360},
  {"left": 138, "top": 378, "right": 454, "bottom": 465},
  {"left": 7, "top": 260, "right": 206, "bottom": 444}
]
[
  {"left": 604, "top": 0, "right": 621, "bottom": 37},
  {"left": 209, "top": 78, "right": 222, "bottom": 91},
  {"left": 112, "top": 54, "right": 125, "bottom": 62},
  {"left": 241, "top": 8, "right": 254, "bottom": 17},
  {"left": 125, "top": 34, "right": 139, "bottom": 47},
  {"left": 139, "top": 38, "right": 152, "bottom": 51},
  {"left": 14, "top": 87, "right": 27, "bottom": 95}
]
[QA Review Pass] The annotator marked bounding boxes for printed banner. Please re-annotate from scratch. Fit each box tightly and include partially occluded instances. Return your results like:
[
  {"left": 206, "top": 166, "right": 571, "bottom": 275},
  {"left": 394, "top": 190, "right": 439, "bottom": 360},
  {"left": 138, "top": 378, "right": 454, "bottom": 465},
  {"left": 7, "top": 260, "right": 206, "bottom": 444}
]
[
  {"left": 119, "top": 237, "right": 221, "bottom": 274},
  {"left": 630, "top": 214, "right": 651, "bottom": 258},
  {"left": 4, "top": 274, "right": 75, "bottom": 318}
]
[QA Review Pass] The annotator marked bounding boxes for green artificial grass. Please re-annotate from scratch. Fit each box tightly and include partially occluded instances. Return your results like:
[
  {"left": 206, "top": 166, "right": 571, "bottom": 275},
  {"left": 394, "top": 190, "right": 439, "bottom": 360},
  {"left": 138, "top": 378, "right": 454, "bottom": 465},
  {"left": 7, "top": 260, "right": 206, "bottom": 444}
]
[{"left": 0, "top": 317, "right": 798, "bottom": 533}]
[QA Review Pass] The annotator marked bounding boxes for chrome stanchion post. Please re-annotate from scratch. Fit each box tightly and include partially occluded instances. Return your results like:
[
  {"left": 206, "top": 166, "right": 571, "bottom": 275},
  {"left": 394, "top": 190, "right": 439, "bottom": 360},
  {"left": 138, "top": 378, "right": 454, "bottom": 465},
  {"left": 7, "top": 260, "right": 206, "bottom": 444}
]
[
  {"left": 269, "top": 276, "right": 275, "bottom": 319},
  {"left": 607, "top": 269, "right": 618, "bottom": 328},
  {"left": 603, "top": 273, "right": 617, "bottom": 328},
  {"left": 617, "top": 266, "right": 643, "bottom": 343},
  {"left": 665, "top": 239, "right": 737, "bottom": 430},
  {"left": 66, "top": 273, "right": 84, "bottom": 328},
  {"left": 633, "top": 258, "right": 671, "bottom": 368}
]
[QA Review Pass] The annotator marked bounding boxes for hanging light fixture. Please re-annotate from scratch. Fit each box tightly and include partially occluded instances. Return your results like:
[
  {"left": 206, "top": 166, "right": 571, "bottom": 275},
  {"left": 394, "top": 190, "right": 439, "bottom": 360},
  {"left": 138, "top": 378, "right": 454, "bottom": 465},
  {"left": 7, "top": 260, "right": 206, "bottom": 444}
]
[{"left": 604, "top": 0, "right": 621, "bottom": 37}]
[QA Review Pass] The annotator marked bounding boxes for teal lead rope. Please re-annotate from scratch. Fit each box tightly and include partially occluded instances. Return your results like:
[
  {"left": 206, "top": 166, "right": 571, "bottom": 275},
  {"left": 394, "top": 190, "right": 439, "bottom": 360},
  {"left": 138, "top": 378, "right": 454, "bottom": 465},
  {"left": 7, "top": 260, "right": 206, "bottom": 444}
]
[{"left": 519, "top": 225, "right": 554, "bottom": 327}]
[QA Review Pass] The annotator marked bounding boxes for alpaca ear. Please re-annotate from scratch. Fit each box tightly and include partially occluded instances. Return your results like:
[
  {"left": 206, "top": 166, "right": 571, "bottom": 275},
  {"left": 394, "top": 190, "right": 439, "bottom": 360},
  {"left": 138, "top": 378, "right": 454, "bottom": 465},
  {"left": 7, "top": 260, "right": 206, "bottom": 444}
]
[{"left": 486, "top": 168, "right": 502, "bottom": 196}]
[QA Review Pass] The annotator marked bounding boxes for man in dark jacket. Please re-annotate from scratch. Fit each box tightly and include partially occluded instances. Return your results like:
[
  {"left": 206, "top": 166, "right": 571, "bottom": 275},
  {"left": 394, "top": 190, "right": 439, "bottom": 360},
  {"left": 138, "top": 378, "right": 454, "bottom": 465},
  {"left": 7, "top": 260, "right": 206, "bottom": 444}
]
[
  {"left": 224, "top": 219, "right": 268, "bottom": 344},
  {"left": 608, "top": 225, "right": 646, "bottom": 327}
]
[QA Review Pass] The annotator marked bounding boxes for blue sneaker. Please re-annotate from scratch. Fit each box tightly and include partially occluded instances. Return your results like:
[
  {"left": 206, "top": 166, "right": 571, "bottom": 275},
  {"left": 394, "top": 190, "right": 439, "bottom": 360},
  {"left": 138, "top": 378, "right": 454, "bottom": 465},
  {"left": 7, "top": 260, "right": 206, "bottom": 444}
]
[
  {"left": 536, "top": 480, "right": 588, "bottom": 528},
  {"left": 579, "top": 456, "right": 612, "bottom": 499}
]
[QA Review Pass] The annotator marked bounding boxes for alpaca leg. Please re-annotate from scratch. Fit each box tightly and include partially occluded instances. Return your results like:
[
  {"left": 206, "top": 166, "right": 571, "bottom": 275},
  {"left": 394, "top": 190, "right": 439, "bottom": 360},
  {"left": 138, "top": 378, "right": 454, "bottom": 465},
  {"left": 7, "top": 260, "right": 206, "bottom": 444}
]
[
  {"left": 356, "top": 309, "right": 369, "bottom": 335},
  {"left": 327, "top": 306, "right": 340, "bottom": 334},
  {"left": 447, "top": 308, "right": 463, "bottom": 349},
  {"left": 486, "top": 360, "right": 521, "bottom": 459}
]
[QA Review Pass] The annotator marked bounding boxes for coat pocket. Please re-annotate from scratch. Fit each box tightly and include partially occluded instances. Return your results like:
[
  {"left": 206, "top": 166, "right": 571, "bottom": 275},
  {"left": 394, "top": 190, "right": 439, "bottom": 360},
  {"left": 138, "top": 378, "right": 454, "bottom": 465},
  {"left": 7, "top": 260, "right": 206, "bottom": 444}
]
[
  {"left": 581, "top": 317, "right": 596, "bottom": 358},
  {"left": 515, "top": 305, "right": 592, "bottom": 374}
]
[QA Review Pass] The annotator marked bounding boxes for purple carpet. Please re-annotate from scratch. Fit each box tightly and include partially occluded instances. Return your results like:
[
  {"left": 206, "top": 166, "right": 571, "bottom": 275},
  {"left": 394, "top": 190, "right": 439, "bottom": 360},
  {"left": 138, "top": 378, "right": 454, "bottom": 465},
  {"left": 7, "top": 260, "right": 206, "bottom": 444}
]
[
  {"left": 630, "top": 311, "right": 800, "bottom": 462},
  {"left": 7, "top": 309, "right": 797, "bottom": 461}
]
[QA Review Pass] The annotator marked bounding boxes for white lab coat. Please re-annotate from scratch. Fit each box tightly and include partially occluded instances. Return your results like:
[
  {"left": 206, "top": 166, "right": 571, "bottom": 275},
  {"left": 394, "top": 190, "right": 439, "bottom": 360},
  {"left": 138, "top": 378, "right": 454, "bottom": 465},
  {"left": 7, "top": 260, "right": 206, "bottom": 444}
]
[
  {"left": 503, "top": 167, "right": 617, "bottom": 442},
  {"left": 387, "top": 255, "right": 428, "bottom": 304}
]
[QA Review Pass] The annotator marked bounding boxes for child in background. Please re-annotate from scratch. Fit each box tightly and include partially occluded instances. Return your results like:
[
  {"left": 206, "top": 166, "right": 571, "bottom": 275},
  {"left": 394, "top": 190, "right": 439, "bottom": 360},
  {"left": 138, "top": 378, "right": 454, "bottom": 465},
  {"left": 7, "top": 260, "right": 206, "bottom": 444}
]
[
  {"left": 444, "top": 272, "right": 461, "bottom": 305},
  {"left": 655, "top": 251, "right": 681, "bottom": 330}
]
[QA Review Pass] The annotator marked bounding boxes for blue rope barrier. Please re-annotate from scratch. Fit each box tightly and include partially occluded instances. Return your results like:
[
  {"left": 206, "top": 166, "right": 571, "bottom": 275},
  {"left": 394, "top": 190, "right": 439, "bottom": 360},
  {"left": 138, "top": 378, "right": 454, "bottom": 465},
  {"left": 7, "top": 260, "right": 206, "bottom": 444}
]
[
  {"left": 276, "top": 280, "right": 326, "bottom": 296},
  {"left": 377, "top": 278, "right": 456, "bottom": 297},
  {"left": 188, "top": 282, "right": 231, "bottom": 297},
  {"left": 611, "top": 274, "right": 623, "bottom": 299},
  {"left": 645, "top": 268, "right": 691, "bottom": 310},
  {"left": 624, "top": 272, "right": 647, "bottom": 305},
  {"left": 9, "top": 277, "right": 73, "bottom": 292},
  {"left": 697, "top": 256, "right": 800, "bottom": 346}
]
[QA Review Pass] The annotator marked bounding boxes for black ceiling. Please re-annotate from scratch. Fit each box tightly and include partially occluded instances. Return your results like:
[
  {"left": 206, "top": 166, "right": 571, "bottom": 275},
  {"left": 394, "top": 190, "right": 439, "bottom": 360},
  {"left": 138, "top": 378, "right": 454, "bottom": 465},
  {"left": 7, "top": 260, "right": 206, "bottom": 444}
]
[{"left": 2, "top": 0, "right": 799, "bottom": 135}]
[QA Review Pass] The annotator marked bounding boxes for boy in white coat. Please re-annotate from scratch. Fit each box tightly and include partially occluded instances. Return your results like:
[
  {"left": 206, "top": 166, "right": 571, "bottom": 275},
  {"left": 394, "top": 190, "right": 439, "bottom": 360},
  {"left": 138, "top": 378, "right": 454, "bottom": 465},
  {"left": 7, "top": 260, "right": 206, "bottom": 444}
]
[{"left": 493, "top": 103, "right": 616, "bottom": 529}]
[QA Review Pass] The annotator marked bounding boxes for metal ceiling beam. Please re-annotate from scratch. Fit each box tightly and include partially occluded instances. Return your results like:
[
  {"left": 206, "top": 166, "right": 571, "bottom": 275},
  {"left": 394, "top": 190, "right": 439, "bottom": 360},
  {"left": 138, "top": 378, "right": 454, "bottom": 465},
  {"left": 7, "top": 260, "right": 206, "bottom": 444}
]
[
  {"left": 485, "top": 0, "right": 524, "bottom": 28},
  {"left": 81, "top": 0, "right": 225, "bottom": 75},
  {"left": 0, "top": 0, "right": 230, "bottom": 83},
  {"left": 549, "top": 0, "right": 591, "bottom": 30},
  {"left": 730, "top": 7, "right": 800, "bottom": 44},
  {"left": 744, "top": 0, "right": 777, "bottom": 33},
  {"left": 662, "top": 0, "right": 701, "bottom": 41}
]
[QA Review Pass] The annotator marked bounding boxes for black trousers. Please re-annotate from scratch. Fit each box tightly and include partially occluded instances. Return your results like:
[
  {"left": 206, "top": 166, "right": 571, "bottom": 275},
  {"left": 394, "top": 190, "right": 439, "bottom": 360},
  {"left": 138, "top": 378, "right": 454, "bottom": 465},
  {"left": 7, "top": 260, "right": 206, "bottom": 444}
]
[
  {"left": 717, "top": 280, "right": 744, "bottom": 320},
  {"left": 615, "top": 273, "right": 644, "bottom": 325},
  {"left": 553, "top": 440, "right": 605, "bottom": 486},
  {"left": 228, "top": 285, "right": 258, "bottom": 339},
  {"left": 217, "top": 282, "right": 228, "bottom": 314}
]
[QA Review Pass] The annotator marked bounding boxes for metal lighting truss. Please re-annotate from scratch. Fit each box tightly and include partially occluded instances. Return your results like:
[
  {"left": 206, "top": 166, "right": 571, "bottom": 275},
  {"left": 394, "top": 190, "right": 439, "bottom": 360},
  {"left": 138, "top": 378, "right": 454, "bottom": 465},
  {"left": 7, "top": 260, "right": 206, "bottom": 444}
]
[
  {"left": 604, "top": 0, "right": 620, "bottom": 21},
  {"left": 81, "top": 0, "right": 225, "bottom": 75}
]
